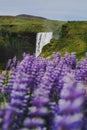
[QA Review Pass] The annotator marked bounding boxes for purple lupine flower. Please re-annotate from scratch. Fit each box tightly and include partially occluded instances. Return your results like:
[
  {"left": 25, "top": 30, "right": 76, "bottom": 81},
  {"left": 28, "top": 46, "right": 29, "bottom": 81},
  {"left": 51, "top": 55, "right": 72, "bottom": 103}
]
[
  {"left": 82, "top": 89, "right": 87, "bottom": 130},
  {"left": 64, "top": 52, "right": 72, "bottom": 67},
  {"left": 53, "top": 73, "right": 85, "bottom": 130},
  {"left": 5, "top": 59, "right": 12, "bottom": 70},
  {"left": 53, "top": 52, "right": 61, "bottom": 67},
  {"left": 22, "top": 52, "right": 27, "bottom": 58},
  {"left": 23, "top": 60, "right": 55, "bottom": 130},
  {"left": 0, "top": 52, "right": 87, "bottom": 130},
  {"left": 35, "top": 56, "right": 46, "bottom": 86},
  {"left": 0, "top": 71, "right": 7, "bottom": 94},
  {"left": 75, "top": 56, "right": 87, "bottom": 83},
  {"left": 19, "top": 54, "right": 35, "bottom": 74},
  {"left": 49, "top": 60, "right": 64, "bottom": 103},
  {"left": 50, "top": 57, "right": 72, "bottom": 103},
  {"left": 70, "top": 52, "right": 77, "bottom": 69},
  {"left": 0, "top": 104, "right": 7, "bottom": 129},
  {"left": 6, "top": 56, "right": 18, "bottom": 70},
  {"left": 64, "top": 52, "right": 77, "bottom": 69},
  {"left": 5, "top": 68, "right": 16, "bottom": 94},
  {"left": 2, "top": 71, "right": 30, "bottom": 130}
]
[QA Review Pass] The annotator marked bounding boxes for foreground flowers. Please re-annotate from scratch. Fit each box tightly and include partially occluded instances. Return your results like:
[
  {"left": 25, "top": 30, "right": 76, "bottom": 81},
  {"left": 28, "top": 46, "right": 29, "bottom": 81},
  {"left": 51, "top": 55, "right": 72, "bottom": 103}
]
[
  {"left": 53, "top": 73, "right": 85, "bottom": 130},
  {"left": 0, "top": 52, "right": 87, "bottom": 130}
]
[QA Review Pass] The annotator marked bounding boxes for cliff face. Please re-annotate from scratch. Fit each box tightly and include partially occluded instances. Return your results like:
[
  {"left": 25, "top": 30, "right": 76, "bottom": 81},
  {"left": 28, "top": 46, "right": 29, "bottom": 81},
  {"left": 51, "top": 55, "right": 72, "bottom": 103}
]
[{"left": 0, "top": 25, "right": 36, "bottom": 69}]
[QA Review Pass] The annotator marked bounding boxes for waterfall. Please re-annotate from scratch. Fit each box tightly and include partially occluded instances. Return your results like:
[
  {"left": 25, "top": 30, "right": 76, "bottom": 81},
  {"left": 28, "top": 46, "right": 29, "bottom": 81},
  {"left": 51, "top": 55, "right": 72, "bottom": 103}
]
[{"left": 35, "top": 32, "right": 53, "bottom": 57}]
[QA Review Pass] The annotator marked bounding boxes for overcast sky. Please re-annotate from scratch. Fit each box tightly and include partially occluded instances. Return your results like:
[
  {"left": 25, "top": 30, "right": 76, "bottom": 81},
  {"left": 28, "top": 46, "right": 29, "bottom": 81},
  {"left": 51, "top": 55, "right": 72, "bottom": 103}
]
[{"left": 0, "top": 0, "right": 87, "bottom": 20}]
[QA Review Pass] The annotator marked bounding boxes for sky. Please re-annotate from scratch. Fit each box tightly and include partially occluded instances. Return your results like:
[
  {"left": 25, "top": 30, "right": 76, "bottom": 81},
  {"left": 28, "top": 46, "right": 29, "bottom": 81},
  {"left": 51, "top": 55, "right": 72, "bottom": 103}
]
[{"left": 0, "top": 0, "right": 87, "bottom": 21}]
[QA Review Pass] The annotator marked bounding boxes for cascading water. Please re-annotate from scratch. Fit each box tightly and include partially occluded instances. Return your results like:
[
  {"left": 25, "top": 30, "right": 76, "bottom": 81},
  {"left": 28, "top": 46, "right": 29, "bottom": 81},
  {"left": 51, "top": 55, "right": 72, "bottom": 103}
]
[{"left": 35, "top": 32, "right": 53, "bottom": 57}]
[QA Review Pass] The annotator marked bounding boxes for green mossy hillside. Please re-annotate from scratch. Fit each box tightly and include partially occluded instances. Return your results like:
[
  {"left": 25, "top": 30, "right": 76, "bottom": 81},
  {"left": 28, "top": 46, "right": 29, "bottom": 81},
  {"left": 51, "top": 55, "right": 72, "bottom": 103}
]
[{"left": 41, "top": 21, "right": 87, "bottom": 59}]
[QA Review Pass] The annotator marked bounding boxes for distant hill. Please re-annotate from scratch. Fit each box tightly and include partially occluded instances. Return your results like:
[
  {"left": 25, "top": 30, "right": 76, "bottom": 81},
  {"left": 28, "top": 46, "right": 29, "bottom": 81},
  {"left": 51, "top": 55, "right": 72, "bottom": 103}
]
[
  {"left": 16, "top": 14, "right": 47, "bottom": 20},
  {"left": 0, "top": 14, "right": 47, "bottom": 20}
]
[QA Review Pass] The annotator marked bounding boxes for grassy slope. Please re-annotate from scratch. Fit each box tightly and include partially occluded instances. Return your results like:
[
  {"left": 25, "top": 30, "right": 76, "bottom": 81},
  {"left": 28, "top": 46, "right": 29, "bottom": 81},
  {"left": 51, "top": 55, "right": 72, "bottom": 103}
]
[
  {"left": 0, "top": 16, "right": 45, "bottom": 32},
  {"left": 41, "top": 21, "right": 87, "bottom": 59},
  {"left": 0, "top": 16, "right": 65, "bottom": 33}
]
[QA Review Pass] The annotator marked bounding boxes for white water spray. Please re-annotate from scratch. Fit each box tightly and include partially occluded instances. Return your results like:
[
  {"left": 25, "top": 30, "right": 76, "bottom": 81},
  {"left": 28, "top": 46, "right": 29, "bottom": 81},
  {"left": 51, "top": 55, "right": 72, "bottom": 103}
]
[{"left": 35, "top": 32, "right": 53, "bottom": 57}]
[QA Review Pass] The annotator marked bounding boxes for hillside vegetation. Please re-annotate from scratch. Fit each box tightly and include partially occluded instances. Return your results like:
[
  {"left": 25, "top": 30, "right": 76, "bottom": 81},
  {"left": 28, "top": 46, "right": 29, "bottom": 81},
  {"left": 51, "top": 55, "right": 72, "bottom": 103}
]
[
  {"left": 0, "top": 15, "right": 87, "bottom": 69},
  {"left": 0, "top": 15, "right": 65, "bottom": 69},
  {"left": 41, "top": 21, "right": 87, "bottom": 59},
  {"left": 0, "top": 15, "right": 65, "bottom": 32}
]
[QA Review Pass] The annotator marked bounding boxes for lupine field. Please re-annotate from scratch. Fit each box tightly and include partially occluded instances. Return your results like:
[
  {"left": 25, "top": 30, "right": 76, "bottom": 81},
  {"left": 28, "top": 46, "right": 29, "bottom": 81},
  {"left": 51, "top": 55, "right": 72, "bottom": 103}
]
[{"left": 0, "top": 52, "right": 87, "bottom": 130}]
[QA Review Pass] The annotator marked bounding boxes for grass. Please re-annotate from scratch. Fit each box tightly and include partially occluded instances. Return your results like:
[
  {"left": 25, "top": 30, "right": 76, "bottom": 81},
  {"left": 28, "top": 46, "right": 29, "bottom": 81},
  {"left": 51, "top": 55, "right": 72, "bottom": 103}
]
[
  {"left": 41, "top": 21, "right": 87, "bottom": 59},
  {"left": 0, "top": 16, "right": 65, "bottom": 33}
]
